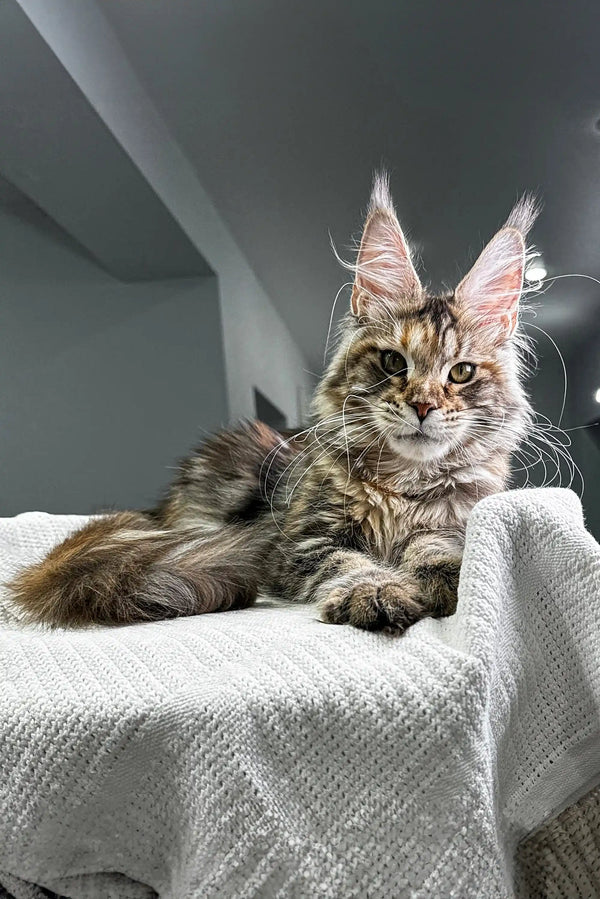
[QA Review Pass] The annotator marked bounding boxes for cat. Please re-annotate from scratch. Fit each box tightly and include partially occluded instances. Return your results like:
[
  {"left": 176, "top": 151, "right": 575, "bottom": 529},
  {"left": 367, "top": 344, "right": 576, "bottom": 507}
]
[{"left": 10, "top": 173, "right": 536, "bottom": 633}]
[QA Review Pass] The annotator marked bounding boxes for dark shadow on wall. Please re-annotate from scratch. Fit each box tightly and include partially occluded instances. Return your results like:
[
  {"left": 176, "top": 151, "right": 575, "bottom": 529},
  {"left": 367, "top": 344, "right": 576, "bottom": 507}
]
[
  {"left": 254, "top": 388, "right": 288, "bottom": 431},
  {"left": 564, "top": 328, "right": 600, "bottom": 542}
]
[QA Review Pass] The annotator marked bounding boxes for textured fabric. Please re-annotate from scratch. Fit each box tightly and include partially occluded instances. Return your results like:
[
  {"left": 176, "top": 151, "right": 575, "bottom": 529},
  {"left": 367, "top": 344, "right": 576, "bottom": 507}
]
[
  {"left": 515, "top": 785, "right": 600, "bottom": 899},
  {"left": 0, "top": 490, "right": 599, "bottom": 899}
]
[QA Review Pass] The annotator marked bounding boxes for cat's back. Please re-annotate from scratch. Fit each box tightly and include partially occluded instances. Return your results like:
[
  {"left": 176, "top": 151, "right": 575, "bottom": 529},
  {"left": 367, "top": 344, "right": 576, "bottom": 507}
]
[{"left": 156, "top": 421, "right": 299, "bottom": 531}]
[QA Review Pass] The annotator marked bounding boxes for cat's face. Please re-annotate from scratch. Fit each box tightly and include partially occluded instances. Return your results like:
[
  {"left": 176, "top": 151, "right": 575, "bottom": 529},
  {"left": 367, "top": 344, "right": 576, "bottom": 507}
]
[
  {"left": 327, "top": 301, "right": 526, "bottom": 465},
  {"left": 315, "top": 175, "right": 535, "bottom": 470}
]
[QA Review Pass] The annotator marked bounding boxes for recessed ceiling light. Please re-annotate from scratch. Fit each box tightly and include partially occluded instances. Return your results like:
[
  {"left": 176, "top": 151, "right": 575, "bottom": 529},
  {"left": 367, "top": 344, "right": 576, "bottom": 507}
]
[
  {"left": 525, "top": 263, "right": 547, "bottom": 282},
  {"left": 595, "top": 388, "right": 600, "bottom": 404}
]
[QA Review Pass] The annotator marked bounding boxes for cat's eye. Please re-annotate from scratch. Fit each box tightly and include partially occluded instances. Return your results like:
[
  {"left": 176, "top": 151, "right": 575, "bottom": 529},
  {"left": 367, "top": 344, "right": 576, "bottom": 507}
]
[
  {"left": 380, "top": 350, "right": 407, "bottom": 376},
  {"left": 448, "top": 362, "right": 476, "bottom": 384}
]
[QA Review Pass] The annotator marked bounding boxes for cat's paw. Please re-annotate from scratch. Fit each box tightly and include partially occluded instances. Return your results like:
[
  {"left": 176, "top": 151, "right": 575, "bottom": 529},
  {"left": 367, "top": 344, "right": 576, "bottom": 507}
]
[{"left": 318, "top": 571, "right": 425, "bottom": 634}]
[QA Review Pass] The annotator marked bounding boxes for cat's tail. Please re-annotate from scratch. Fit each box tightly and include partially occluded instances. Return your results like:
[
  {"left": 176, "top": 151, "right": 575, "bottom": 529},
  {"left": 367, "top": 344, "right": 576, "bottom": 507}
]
[{"left": 9, "top": 511, "right": 264, "bottom": 628}]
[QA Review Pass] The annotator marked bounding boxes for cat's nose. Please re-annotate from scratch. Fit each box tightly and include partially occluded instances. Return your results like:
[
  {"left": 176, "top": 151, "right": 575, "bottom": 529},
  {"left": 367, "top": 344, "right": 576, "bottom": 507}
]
[{"left": 409, "top": 402, "right": 436, "bottom": 422}]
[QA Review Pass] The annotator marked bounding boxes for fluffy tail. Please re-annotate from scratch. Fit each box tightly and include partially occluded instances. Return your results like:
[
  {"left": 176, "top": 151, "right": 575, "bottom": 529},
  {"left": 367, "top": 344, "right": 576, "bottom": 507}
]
[{"left": 9, "top": 511, "right": 265, "bottom": 628}]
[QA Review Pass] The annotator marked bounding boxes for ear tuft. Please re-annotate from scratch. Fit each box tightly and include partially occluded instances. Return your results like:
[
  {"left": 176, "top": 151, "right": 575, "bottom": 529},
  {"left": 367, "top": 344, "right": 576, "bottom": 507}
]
[
  {"left": 504, "top": 192, "right": 540, "bottom": 239},
  {"left": 367, "top": 170, "right": 397, "bottom": 219}
]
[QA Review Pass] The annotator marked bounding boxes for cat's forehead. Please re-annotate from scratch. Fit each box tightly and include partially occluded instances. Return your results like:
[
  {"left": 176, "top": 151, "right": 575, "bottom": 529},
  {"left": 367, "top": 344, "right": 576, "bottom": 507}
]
[
  {"left": 362, "top": 294, "right": 466, "bottom": 362},
  {"left": 400, "top": 296, "right": 458, "bottom": 360}
]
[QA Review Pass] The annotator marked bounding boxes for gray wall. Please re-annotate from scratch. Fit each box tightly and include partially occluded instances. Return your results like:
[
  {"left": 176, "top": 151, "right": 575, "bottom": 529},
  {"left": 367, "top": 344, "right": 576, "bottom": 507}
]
[
  {"left": 566, "top": 328, "right": 600, "bottom": 540},
  {"left": 524, "top": 324, "right": 600, "bottom": 540},
  {"left": 13, "top": 0, "right": 315, "bottom": 428},
  {"left": 0, "top": 200, "right": 229, "bottom": 516}
]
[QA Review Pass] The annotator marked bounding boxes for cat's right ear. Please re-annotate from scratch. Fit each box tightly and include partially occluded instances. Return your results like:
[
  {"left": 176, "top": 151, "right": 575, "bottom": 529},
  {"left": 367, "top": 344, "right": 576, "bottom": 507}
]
[{"left": 351, "top": 174, "right": 422, "bottom": 318}]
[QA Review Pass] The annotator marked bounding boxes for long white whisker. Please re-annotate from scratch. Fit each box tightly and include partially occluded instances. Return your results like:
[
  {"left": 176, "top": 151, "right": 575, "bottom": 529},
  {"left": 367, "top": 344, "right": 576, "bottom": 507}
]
[{"left": 523, "top": 322, "right": 568, "bottom": 428}]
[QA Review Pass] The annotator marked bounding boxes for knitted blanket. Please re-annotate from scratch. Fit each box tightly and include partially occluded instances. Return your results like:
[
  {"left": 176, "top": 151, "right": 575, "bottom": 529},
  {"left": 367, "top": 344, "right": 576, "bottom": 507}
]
[{"left": 0, "top": 489, "right": 599, "bottom": 898}]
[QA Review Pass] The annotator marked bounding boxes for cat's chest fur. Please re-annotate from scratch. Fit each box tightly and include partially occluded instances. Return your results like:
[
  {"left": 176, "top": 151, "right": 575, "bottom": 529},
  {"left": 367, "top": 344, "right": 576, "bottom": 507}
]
[{"left": 329, "top": 468, "right": 471, "bottom": 561}]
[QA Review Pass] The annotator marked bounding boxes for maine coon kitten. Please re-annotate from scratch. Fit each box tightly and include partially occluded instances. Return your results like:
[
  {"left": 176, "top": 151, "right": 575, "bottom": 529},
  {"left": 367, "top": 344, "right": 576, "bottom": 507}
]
[{"left": 10, "top": 175, "right": 535, "bottom": 632}]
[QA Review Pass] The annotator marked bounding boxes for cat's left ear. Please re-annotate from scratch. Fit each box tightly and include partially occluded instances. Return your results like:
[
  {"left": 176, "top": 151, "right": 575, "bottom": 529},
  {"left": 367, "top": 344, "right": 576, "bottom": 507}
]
[
  {"left": 351, "top": 173, "right": 422, "bottom": 317},
  {"left": 454, "top": 196, "right": 538, "bottom": 340},
  {"left": 454, "top": 228, "right": 525, "bottom": 339}
]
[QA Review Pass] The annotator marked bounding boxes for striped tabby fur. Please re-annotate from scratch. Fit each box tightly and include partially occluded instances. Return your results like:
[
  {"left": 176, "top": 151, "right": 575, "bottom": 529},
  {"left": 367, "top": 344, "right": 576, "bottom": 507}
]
[{"left": 10, "top": 174, "right": 536, "bottom": 632}]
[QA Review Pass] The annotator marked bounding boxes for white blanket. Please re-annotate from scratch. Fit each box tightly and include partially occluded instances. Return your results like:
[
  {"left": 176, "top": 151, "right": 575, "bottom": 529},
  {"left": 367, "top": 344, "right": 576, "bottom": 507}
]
[{"left": 0, "top": 489, "right": 599, "bottom": 899}]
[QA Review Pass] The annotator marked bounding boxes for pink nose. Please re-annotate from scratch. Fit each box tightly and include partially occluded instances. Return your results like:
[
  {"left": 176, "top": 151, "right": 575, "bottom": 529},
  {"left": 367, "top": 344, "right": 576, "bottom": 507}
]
[{"left": 410, "top": 402, "right": 435, "bottom": 422}]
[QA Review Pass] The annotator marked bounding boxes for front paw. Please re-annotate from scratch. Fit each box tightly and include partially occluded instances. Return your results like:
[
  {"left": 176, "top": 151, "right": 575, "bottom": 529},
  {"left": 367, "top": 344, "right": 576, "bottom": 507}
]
[{"left": 318, "top": 571, "right": 425, "bottom": 634}]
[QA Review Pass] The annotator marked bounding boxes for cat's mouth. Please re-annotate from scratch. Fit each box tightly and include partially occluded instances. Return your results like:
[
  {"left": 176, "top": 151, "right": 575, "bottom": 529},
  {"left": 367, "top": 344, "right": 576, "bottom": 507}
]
[
  {"left": 396, "top": 430, "right": 434, "bottom": 442},
  {"left": 387, "top": 427, "right": 452, "bottom": 462}
]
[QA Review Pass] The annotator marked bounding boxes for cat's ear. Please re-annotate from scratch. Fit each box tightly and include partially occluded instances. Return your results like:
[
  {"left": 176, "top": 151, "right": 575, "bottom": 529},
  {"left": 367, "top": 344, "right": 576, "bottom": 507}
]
[
  {"left": 351, "top": 173, "right": 421, "bottom": 317},
  {"left": 454, "top": 196, "right": 538, "bottom": 340}
]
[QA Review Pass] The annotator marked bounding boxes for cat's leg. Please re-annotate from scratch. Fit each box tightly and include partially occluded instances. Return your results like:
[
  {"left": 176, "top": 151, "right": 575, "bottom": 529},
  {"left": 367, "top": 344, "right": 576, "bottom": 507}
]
[
  {"left": 398, "top": 531, "right": 464, "bottom": 619},
  {"left": 280, "top": 532, "right": 427, "bottom": 633},
  {"left": 316, "top": 551, "right": 426, "bottom": 632},
  {"left": 281, "top": 530, "right": 462, "bottom": 633}
]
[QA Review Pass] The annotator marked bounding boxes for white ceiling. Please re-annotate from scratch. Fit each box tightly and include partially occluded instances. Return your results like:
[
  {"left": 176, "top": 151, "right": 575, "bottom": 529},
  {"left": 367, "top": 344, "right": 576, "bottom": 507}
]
[{"left": 99, "top": 0, "right": 600, "bottom": 371}]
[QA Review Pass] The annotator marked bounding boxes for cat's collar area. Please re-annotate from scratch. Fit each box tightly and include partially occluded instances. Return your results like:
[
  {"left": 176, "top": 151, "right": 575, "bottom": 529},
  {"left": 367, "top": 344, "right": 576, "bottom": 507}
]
[{"left": 353, "top": 467, "right": 450, "bottom": 503}]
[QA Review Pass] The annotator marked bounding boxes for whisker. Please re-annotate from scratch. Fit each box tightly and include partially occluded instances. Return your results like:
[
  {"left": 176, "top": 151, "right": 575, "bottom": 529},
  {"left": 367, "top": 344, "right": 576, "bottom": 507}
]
[{"left": 523, "top": 322, "right": 568, "bottom": 428}]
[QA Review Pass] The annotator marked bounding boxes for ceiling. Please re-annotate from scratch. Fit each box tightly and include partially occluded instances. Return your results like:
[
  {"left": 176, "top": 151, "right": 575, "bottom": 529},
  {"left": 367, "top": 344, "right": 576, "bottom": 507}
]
[
  {"left": 0, "top": 0, "right": 213, "bottom": 282},
  {"left": 98, "top": 0, "right": 600, "bottom": 371}
]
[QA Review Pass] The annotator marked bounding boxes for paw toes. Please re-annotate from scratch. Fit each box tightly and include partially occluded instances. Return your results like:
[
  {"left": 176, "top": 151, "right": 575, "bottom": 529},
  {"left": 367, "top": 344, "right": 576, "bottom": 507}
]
[
  {"left": 320, "top": 578, "right": 427, "bottom": 634},
  {"left": 320, "top": 593, "right": 352, "bottom": 625}
]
